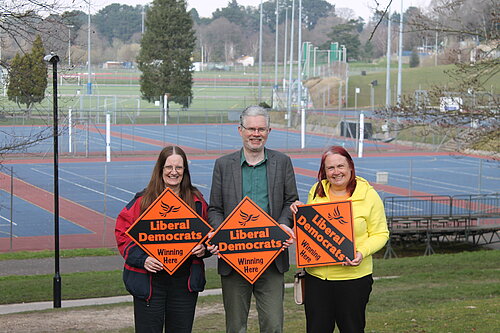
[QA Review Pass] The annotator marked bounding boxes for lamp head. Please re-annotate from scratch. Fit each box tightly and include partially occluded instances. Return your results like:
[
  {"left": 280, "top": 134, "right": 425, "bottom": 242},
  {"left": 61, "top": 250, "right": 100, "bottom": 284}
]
[{"left": 44, "top": 53, "right": 60, "bottom": 64}]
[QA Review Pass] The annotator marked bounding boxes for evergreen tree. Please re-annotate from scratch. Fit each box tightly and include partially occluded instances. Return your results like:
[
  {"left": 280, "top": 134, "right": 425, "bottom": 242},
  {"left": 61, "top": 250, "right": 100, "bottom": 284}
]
[
  {"left": 137, "top": 0, "right": 195, "bottom": 108},
  {"left": 324, "top": 20, "right": 362, "bottom": 61},
  {"left": 7, "top": 35, "right": 47, "bottom": 112},
  {"left": 30, "top": 35, "right": 48, "bottom": 104},
  {"left": 362, "top": 40, "right": 374, "bottom": 61},
  {"left": 189, "top": 8, "right": 200, "bottom": 24},
  {"left": 93, "top": 4, "right": 143, "bottom": 42},
  {"left": 61, "top": 10, "right": 87, "bottom": 32},
  {"left": 212, "top": 0, "right": 245, "bottom": 25},
  {"left": 6, "top": 54, "right": 24, "bottom": 106},
  {"left": 409, "top": 49, "right": 420, "bottom": 68}
]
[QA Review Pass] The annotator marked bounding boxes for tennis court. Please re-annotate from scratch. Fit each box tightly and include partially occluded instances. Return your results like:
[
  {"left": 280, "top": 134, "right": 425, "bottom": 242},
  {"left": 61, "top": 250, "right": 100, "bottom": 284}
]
[
  {"left": 1, "top": 122, "right": 399, "bottom": 155},
  {"left": 0, "top": 123, "right": 498, "bottom": 251}
]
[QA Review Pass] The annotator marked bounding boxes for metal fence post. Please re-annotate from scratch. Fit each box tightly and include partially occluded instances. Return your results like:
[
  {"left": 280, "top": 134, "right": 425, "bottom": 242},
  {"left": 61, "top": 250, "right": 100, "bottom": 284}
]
[{"left": 10, "top": 166, "right": 13, "bottom": 250}]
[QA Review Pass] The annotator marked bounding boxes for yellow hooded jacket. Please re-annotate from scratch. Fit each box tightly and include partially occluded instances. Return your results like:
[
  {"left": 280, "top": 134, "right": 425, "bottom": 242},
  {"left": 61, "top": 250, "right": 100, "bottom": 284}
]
[{"left": 305, "top": 176, "right": 389, "bottom": 280}]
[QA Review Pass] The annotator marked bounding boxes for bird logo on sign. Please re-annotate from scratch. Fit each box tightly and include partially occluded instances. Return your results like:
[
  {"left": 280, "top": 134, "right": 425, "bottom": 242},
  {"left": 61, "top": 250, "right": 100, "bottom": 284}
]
[
  {"left": 328, "top": 206, "right": 348, "bottom": 224},
  {"left": 159, "top": 202, "right": 180, "bottom": 217},
  {"left": 239, "top": 211, "right": 259, "bottom": 226}
]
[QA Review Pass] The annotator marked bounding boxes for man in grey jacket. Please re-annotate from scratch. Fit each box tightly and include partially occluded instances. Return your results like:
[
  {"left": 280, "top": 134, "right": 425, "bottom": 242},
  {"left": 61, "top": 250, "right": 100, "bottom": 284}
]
[{"left": 208, "top": 105, "right": 299, "bottom": 333}]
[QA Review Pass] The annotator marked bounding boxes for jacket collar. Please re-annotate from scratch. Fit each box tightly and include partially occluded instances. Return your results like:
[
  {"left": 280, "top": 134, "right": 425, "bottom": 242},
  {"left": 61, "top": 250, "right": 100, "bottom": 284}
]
[{"left": 320, "top": 176, "right": 371, "bottom": 201}]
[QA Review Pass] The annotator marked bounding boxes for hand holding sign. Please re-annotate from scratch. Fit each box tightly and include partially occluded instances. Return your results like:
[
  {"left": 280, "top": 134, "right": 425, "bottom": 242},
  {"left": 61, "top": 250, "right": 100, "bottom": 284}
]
[
  {"left": 344, "top": 251, "right": 363, "bottom": 266},
  {"left": 290, "top": 200, "right": 304, "bottom": 214},
  {"left": 144, "top": 256, "right": 163, "bottom": 273},
  {"left": 280, "top": 224, "right": 295, "bottom": 250},
  {"left": 293, "top": 201, "right": 356, "bottom": 267},
  {"left": 207, "top": 197, "right": 292, "bottom": 284},
  {"left": 126, "top": 188, "right": 213, "bottom": 274}
]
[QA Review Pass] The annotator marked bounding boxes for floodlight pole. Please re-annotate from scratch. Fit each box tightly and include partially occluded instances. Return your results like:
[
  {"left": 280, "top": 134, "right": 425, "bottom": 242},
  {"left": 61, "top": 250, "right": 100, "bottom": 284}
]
[
  {"left": 258, "top": 0, "right": 263, "bottom": 103},
  {"left": 282, "top": 6, "right": 288, "bottom": 91},
  {"left": 397, "top": 0, "right": 404, "bottom": 104},
  {"left": 286, "top": 0, "right": 295, "bottom": 127},
  {"left": 274, "top": 0, "right": 279, "bottom": 88},
  {"left": 297, "top": 0, "right": 304, "bottom": 149},
  {"left": 385, "top": 9, "right": 392, "bottom": 108},
  {"left": 45, "top": 52, "right": 61, "bottom": 308},
  {"left": 87, "top": 0, "right": 92, "bottom": 94},
  {"left": 67, "top": 25, "right": 74, "bottom": 67}
]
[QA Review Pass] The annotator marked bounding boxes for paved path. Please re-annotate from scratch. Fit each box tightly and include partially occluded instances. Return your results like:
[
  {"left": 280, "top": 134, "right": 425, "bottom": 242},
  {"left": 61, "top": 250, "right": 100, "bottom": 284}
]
[
  {"left": 1, "top": 256, "right": 124, "bottom": 277},
  {"left": 2, "top": 244, "right": 299, "bottom": 277},
  {"left": 1, "top": 253, "right": 221, "bottom": 277},
  {"left": 0, "top": 254, "right": 222, "bottom": 315},
  {"left": 0, "top": 254, "right": 225, "bottom": 315},
  {"left": 0, "top": 288, "right": 230, "bottom": 315},
  {"left": 0, "top": 245, "right": 297, "bottom": 315}
]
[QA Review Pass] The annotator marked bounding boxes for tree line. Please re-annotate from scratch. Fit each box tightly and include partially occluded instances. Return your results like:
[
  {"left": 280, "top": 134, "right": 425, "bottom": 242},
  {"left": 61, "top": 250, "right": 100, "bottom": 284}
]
[
  {"left": 1, "top": 0, "right": 497, "bottom": 153},
  {"left": 0, "top": 0, "right": 452, "bottom": 67},
  {"left": 1, "top": 0, "right": 495, "bottom": 69}
]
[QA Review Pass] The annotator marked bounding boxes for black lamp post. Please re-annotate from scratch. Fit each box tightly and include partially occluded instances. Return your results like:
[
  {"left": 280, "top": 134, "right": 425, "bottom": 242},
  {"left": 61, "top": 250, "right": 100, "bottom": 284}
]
[{"left": 44, "top": 52, "right": 61, "bottom": 308}]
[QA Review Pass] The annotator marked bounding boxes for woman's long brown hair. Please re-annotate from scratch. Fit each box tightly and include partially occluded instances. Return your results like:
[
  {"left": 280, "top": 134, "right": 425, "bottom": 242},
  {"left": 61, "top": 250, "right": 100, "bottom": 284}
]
[
  {"left": 313, "top": 146, "right": 357, "bottom": 199},
  {"left": 140, "top": 146, "right": 201, "bottom": 213}
]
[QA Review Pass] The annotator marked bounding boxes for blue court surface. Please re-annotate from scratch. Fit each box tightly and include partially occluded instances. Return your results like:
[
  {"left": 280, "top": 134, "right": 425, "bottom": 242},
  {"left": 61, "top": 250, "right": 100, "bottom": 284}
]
[
  {"left": 1, "top": 152, "right": 498, "bottom": 239},
  {"left": 1, "top": 123, "right": 394, "bottom": 154}
]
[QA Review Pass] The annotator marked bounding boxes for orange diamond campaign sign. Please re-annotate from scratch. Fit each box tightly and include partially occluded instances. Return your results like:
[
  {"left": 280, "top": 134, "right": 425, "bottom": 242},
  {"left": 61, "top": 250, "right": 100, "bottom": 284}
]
[
  {"left": 126, "top": 188, "right": 213, "bottom": 274},
  {"left": 207, "top": 197, "right": 292, "bottom": 284},
  {"left": 294, "top": 201, "right": 355, "bottom": 268}
]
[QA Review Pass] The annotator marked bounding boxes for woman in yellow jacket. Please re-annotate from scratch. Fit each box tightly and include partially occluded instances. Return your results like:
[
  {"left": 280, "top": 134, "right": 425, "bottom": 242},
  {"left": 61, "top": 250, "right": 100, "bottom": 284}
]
[{"left": 291, "top": 146, "right": 389, "bottom": 333}]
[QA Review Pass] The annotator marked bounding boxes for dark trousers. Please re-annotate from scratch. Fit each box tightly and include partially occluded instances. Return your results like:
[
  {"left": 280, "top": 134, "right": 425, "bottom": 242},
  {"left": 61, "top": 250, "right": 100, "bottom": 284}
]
[
  {"left": 304, "top": 273, "right": 373, "bottom": 333},
  {"left": 133, "top": 271, "right": 198, "bottom": 333}
]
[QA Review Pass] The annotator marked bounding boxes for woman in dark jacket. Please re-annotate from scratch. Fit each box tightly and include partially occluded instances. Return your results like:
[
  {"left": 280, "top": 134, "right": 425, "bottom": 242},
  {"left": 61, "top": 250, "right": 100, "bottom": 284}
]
[{"left": 115, "top": 146, "right": 208, "bottom": 332}]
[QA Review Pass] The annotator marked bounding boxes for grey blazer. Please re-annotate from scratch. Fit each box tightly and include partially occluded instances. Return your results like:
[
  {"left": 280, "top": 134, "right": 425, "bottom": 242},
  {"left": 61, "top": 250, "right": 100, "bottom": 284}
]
[{"left": 208, "top": 148, "right": 299, "bottom": 276}]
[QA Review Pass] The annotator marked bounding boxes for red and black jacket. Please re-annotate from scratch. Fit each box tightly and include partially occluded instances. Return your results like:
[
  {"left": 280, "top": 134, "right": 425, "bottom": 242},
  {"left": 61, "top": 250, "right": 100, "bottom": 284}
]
[{"left": 115, "top": 191, "right": 209, "bottom": 300}]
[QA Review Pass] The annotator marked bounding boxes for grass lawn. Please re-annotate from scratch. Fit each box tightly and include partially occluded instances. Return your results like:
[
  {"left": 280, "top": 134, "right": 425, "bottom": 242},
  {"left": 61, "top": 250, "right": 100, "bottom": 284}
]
[
  {"left": 5, "top": 62, "right": 498, "bottom": 117},
  {"left": 2, "top": 62, "right": 497, "bottom": 133},
  {"left": 0, "top": 249, "right": 498, "bottom": 332},
  {"left": 346, "top": 64, "right": 499, "bottom": 108}
]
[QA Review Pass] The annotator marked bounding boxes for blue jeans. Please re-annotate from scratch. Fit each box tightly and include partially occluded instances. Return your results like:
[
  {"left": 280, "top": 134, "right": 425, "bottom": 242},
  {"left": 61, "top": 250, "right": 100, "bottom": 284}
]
[{"left": 133, "top": 270, "right": 198, "bottom": 333}]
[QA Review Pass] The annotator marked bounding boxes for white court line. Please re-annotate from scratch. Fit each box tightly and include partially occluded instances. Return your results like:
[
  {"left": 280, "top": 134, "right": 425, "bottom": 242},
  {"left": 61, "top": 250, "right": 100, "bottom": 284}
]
[
  {"left": 423, "top": 167, "right": 500, "bottom": 181},
  {"left": 372, "top": 162, "right": 500, "bottom": 180},
  {"left": 0, "top": 230, "right": 18, "bottom": 237},
  {"left": 372, "top": 157, "right": 499, "bottom": 180},
  {"left": 440, "top": 156, "right": 498, "bottom": 168},
  {"left": 137, "top": 127, "right": 235, "bottom": 147},
  {"left": 192, "top": 182, "right": 209, "bottom": 190},
  {"left": 0, "top": 215, "right": 17, "bottom": 225},
  {"left": 385, "top": 202, "right": 423, "bottom": 213},
  {"left": 83, "top": 137, "right": 137, "bottom": 150},
  {"left": 31, "top": 168, "right": 129, "bottom": 204},
  {"left": 283, "top": 158, "right": 497, "bottom": 194},
  {"left": 71, "top": 129, "right": 139, "bottom": 150},
  {"left": 0, "top": 214, "right": 17, "bottom": 225},
  {"left": 355, "top": 166, "right": 488, "bottom": 194},
  {"left": 190, "top": 165, "right": 214, "bottom": 174},
  {"left": 58, "top": 168, "right": 136, "bottom": 195}
]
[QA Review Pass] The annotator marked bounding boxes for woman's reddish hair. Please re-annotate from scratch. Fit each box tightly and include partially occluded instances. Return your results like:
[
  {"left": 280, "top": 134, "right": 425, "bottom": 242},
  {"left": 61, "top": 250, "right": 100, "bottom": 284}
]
[{"left": 313, "top": 146, "right": 357, "bottom": 198}]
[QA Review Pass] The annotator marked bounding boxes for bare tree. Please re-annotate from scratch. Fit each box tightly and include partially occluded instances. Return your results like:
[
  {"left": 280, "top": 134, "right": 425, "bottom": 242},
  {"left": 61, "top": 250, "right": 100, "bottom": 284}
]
[
  {"left": 0, "top": 0, "right": 67, "bottom": 159},
  {"left": 199, "top": 17, "right": 245, "bottom": 63},
  {"left": 373, "top": 0, "right": 499, "bottom": 154},
  {"left": 0, "top": 1, "right": 64, "bottom": 53}
]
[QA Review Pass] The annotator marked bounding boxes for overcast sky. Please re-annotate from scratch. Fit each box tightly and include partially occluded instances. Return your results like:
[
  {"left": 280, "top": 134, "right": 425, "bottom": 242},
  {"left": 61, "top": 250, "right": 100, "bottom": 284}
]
[{"left": 75, "top": 0, "right": 431, "bottom": 21}]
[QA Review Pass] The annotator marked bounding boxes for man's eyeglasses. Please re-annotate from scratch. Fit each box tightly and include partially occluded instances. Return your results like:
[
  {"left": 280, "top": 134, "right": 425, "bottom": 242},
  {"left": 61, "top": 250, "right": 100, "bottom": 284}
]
[
  {"left": 163, "top": 165, "right": 184, "bottom": 172},
  {"left": 241, "top": 124, "right": 269, "bottom": 134}
]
